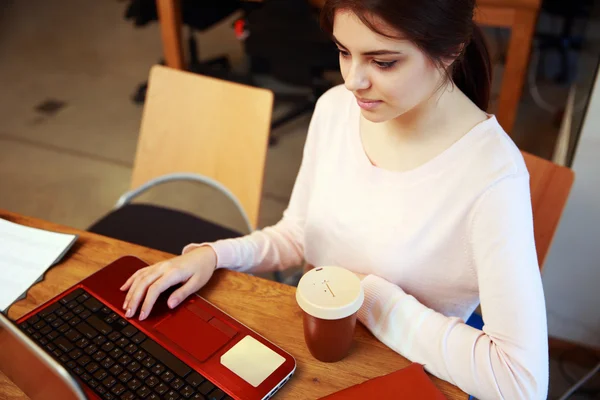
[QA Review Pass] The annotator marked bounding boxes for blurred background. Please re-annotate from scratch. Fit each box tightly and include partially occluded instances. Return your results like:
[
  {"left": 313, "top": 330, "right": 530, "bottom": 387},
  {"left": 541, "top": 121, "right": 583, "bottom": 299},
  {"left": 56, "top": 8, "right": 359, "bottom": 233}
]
[{"left": 0, "top": 0, "right": 599, "bottom": 398}]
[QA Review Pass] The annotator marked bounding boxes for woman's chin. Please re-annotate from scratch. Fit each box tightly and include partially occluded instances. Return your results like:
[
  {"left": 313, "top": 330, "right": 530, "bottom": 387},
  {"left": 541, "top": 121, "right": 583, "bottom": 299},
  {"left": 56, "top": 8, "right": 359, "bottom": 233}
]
[{"left": 360, "top": 108, "right": 393, "bottom": 123}]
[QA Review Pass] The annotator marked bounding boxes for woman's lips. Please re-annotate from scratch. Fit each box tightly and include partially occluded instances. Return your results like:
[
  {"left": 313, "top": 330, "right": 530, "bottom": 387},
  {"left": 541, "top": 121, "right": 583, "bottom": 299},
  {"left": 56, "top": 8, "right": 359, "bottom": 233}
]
[{"left": 356, "top": 97, "right": 383, "bottom": 110}]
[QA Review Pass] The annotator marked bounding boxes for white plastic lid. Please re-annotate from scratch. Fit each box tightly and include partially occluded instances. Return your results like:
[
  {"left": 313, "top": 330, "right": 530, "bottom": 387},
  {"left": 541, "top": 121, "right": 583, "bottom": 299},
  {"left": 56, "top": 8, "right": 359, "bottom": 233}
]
[{"left": 296, "top": 266, "right": 364, "bottom": 320}]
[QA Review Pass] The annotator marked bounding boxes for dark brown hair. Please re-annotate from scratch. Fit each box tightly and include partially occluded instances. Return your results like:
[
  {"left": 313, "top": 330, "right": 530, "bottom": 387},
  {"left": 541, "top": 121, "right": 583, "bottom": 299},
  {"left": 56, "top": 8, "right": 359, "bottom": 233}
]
[{"left": 320, "top": 0, "right": 492, "bottom": 111}]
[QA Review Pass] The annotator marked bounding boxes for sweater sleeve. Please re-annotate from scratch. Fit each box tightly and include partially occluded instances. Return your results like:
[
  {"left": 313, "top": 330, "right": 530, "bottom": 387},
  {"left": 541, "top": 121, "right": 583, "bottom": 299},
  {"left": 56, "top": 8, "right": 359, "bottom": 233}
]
[
  {"left": 181, "top": 102, "right": 322, "bottom": 274},
  {"left": 356, "top": 173, "right": 549, "bottom": 400}
]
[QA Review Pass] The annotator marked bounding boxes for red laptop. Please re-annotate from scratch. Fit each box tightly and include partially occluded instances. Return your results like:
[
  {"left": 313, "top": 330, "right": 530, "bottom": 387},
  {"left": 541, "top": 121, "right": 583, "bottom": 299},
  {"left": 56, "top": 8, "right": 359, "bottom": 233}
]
[{"left": 14, "top": 255, "right": 297, "bottom": 400}]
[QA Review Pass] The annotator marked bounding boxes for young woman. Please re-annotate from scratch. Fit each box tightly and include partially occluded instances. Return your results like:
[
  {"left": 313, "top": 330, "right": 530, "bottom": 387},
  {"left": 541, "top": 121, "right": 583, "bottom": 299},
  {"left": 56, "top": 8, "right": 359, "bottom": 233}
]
[{"left": 121, "top": 0, "right": 548, "bottom": 398}]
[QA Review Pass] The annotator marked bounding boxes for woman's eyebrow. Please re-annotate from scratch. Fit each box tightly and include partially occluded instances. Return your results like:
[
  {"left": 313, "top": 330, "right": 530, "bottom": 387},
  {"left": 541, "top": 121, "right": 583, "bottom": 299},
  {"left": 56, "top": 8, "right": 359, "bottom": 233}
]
[{"left": 332, "top": 36, "right": 402, "bottom": 56}]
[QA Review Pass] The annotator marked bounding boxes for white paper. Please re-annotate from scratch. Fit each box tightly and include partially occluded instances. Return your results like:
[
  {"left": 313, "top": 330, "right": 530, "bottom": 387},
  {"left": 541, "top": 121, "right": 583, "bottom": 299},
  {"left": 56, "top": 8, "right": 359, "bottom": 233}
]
[{"left": 0, "top": 218, "right": 78, "bottom": 312}]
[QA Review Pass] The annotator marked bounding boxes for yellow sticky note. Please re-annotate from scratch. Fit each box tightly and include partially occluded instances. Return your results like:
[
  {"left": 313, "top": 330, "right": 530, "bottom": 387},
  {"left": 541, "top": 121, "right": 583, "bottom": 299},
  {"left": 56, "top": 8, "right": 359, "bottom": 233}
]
[{"left": 220, "top": 335, "right": 285, "bottom": 387}]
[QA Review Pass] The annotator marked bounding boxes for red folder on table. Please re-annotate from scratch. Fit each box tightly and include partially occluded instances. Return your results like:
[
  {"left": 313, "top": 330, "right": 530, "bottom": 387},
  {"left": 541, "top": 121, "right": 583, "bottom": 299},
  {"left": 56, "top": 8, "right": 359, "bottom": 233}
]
[{"left": 318, "top": 363, "right": 448, "bottom": 399}]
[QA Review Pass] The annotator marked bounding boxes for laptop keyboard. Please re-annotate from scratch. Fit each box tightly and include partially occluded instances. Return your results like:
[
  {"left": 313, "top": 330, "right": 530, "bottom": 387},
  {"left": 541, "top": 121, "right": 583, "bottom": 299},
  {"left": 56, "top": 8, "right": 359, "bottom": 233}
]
[{"left": 18, "top": 288, "right": 234, "bottom": 400}]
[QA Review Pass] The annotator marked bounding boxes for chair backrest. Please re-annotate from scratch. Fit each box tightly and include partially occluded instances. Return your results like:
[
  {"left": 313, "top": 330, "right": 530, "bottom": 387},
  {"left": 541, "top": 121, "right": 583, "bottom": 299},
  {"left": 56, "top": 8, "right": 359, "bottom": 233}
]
[
  {"left": 131, "top": 65, "right": 274, "bottom": 229},
  {"left": 522, "top": 151, "right": 575, "bottom": 269}
]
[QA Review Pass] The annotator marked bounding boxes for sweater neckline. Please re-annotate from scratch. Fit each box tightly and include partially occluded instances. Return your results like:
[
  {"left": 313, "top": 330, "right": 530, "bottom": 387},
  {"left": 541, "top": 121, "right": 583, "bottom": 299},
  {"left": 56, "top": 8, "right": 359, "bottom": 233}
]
[{"left": 350, "top": 102, "right": 498, "bottom": 181}]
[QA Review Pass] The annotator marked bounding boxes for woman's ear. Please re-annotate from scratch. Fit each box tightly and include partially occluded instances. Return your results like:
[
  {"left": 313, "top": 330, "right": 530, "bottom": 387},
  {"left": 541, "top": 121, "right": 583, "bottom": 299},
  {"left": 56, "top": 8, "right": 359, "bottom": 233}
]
[{"left": 443, "top": 43, "right": 466, "bottom": 69}]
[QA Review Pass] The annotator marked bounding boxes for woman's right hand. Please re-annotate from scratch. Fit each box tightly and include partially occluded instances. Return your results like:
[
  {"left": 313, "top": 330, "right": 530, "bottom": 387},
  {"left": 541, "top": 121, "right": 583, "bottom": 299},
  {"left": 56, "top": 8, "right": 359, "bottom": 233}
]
[{"left": 120, "top": 246, "right": 217, "bottom": 321}]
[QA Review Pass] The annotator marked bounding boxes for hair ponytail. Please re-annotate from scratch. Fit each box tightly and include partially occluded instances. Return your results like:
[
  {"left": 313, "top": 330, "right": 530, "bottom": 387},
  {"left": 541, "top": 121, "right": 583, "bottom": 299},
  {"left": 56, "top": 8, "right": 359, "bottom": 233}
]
[{"left": 452, "top": 23, "right": 492, "bottom": 111}]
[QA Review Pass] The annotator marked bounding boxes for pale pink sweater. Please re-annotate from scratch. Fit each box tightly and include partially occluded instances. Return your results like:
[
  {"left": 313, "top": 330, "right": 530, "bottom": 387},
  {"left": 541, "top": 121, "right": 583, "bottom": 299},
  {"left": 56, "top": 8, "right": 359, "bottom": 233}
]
[{"left": 184, "top": 85, "right": 549, "bottom": 399}]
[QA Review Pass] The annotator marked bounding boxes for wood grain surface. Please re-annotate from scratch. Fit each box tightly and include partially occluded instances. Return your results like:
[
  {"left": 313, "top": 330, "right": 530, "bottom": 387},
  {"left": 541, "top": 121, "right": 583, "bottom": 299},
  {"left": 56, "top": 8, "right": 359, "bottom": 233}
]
[{"left": 1, "top": 210, "right": 467, "bottom": 400}]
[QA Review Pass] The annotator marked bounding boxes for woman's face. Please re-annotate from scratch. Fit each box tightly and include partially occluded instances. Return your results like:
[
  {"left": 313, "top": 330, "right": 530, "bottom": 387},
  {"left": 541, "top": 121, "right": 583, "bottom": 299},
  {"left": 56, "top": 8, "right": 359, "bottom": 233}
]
[{"left": 333, "top": 11, "right": 447, "bottom": 123}]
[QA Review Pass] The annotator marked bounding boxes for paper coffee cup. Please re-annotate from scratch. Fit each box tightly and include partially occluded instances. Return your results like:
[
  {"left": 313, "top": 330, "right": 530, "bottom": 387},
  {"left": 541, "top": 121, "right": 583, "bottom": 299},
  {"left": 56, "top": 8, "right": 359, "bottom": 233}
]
[{"left": 296, "top": 266, "right": 364, "bottom": 362}]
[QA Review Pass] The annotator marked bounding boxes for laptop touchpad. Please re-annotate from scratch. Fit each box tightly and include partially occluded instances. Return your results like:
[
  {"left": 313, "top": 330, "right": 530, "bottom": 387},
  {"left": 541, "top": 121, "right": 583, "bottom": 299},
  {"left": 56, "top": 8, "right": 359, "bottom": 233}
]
[{"left": 155, "top": 308, "right": 231, "bottom": 362}]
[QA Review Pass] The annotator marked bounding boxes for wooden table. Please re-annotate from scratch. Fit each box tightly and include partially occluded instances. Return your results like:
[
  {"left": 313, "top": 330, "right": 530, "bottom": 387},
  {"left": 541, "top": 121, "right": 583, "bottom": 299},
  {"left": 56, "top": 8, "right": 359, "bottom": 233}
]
[
  {"left": 1, "top": 210, "right": 467, "bottom": 399},
  {"left": 154, "top": 0, "right": 540, "bottom": 134}
]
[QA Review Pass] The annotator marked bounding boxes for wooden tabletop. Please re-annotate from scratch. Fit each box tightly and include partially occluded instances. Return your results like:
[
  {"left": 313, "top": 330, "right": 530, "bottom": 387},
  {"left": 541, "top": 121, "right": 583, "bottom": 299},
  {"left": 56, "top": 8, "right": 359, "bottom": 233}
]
[{"left": 1, "top": 210, "right": 467, "bottom": 399}]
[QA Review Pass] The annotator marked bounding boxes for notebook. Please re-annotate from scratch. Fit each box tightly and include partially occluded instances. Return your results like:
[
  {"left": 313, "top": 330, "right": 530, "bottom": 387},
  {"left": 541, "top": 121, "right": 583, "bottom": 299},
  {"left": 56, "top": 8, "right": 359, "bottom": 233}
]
[
  {"left": 0, "top": 218, "right": 77, "bottom": 311},
  {"left": 318, "top": 363, "right": 448, "bottom": 399}
]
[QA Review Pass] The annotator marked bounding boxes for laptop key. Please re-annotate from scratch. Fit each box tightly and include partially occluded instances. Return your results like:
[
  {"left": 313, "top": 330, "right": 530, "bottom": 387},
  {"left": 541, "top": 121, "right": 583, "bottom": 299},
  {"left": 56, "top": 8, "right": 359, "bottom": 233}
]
[
  {"left": 77, "top": 355, "right": 92, "bottom": 367},
  {"left": 66, "top": 300, "right": 79, "bottom": 310},
  {"left": 65, "top": 329, "right": 81, "bottom": 342},
  {"left": 141, "top": 339, "right": 192, "bottom": 378},
  {"left": 161, "top": 370, "right": 175, "bottom": 383},
  {"left": 81, "top": 373, "right": 92, "bottom": 382},
  {"left": 110, "top": 348, "right": 124, "bottom": 359},
  {"left": 180, "top": 385, "right": 195, "bottom": 398},
  {"left": 39, "top": 302, "right": 61, "bottom": 318},
  {"left": 89, "top": 379, "right": 99, "bottom": 388},
  {"left": 58, "top": 323, "right": 70, "bottom": 334},
  {"left": 33, "top": 320, "right": 47, "bottom": 330},
  {"left": 69, "top": 316, "right": 82, "bottom": 327},
  {"left": 103, "top": 376, "right": 117, "bottom": 388},
  {"left": 60, "top": 288, "right": 84, "bottom": 305},
  {"left": 80, "top": 310, "right": 92, "bottom": 320},
  {"left": 108, "top": 331, "right": 121, "bottom": 341},
  {"left": 76, "top": 293, "right": 90, "bottom": 303},
  {"left": 93, "top": 335, "right": 107, "bottom": 346},
  {"left": 155, "top": 383, "right": 169, "bottom": 395},
  {"left": 83, "top": 297, "right": 103, "bottom": 312},
  {"left": 136, "top": 368, "right": 151, "bottom": 380},
  {"left": 73, "top": 305, "right": 85, "bottom": 314},
  {"left": 44, "top": 314, "right": 57, "bottom": 323},
  {"left": 134, "top": 350, "right": 147, "bottom": 361},
  {"left": 102, "top": 341, "right": 115, "bottom": 352},
  {"left": 127, "top": 361, "right": 141, "bottom": 373},
  {"left": 118, "top": 354, "right": 132, "bottom": 365},
  {"left": 85, "top": 344, "right": 98, "bottom": 355},
  {"left": 110, "top": 364, "right": 124, "bottom": 376},
  {"left": 69, "top": 349, "right": 83, "bottom": 360},
  {"left": 121, "top": 325, "right": 138, "bottom": 338},
  {"left": 131, "top": 332, "right": 147, "bottom": 344},
  {"left": 40, "top": 325, "right": 52, "bottom": 335},
  {"left": 111, "top": 383, "right": 126, "bottom": 396},
  {"left": 207, "top": 389, "right": 225, "bottom": 400},
  {"left": 62, "top": 312, "right": 75, "bottom": 322},
  {"left": 171, "top": 378, "right": 185, "bottom": 390},
  {"left": 75, "top": 321, "right": 98, "bottom": 339},
  {"left": 55, "top": 307, "right": 67, "bottom": 317},
  {"left": 116, "top": 337, "right": 130, "bottom": 348},
  {"left": 101, "top": 357, "right": 115, "bottom": 369},
  {"left": 124, "top": 344, "right": 137, "bottom": 355},
  {"left": 93, "top": 351, "right": 107, "bottom": 362},
  {"left": 145, "top": 375, "right": 159, "bottom": 388},
  {"left": 185, "top": 372, "right": 205, "bottom": 387},
  {"left": 118, "top": 371, "right": 133, "bottom": 383},
  {"left": 147, "top": 394, "right": 159, "bottom": 400},
  {"left": 51, "top": 318, "right": 64, "bottom": 329},
  {"left": 53, "top": 337, "right": 74, "bottom": 352},
  {"left": 85, "top": 362, "right": 99, "bottom": 374},
  {"left": 120, "top": 392, "right": 135, "bottom": 400},
  {"left": 127, "top": 378, "right": 142, "bottom": 391},
  {"left": 165, "top": 389, "right": 180, "bottom": 400},
  {"left": 142, "top": 357, "right": 156, "bottom": 368},
  {"left": 28, "top": 315, "right": 40, "bottom": 324},
  {"left": 88, "top": 315, "right": 113, "bottom": 335},
  {"left": 94, "top": 369, "right": 108, "bottom": 381},
  {"left": 47, "top": 331, "right": 60, "bottom": 341},
  {"left": 136, "top": 386, "right": 152, "bottom": 399},
  {"left": 198, "top": 381, "right": 215, "bottom": 396}
]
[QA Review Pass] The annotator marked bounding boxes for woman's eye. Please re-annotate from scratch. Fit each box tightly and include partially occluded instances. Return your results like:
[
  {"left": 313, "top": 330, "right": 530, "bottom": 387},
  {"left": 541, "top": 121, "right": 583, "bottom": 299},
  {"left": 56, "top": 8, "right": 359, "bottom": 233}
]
[
  {"left": 337, "top": 49, "right": 350, "bottom": 58},
  {"left": 374, "top": 60, "right": 397, "bottom": 69}
]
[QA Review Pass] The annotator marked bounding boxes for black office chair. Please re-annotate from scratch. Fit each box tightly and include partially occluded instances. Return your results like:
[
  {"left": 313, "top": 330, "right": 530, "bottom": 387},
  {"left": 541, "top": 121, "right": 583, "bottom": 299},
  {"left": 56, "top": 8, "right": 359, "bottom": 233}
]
[
  {"left": 124, "top": 0, "right": 256, "bottom": 104},
  {"left": 242, "top": 0, "right": 339, "bottom": 145},
  {"left": 536, "top": 0, "right": 594, "bottom": 83}
]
